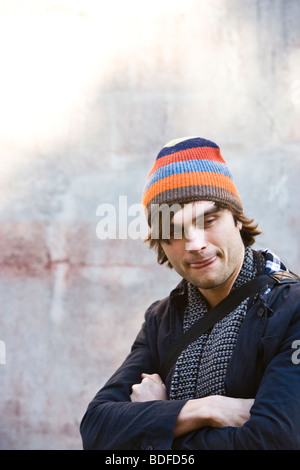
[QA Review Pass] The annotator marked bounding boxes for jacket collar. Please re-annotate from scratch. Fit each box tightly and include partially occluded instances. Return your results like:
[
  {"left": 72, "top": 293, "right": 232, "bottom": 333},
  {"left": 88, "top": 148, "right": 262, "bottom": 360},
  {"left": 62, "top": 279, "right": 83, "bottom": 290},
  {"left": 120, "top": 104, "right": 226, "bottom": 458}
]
[{"left": 169, "top": 278, "right": 188, "bottom": 321}]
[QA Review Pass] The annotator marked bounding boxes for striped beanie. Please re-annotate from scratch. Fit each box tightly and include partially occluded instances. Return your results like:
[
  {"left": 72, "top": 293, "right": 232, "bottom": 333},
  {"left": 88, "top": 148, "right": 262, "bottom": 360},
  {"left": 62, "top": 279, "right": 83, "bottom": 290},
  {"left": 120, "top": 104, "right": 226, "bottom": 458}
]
[{"left": 142, "top": 136, "right": 243, "bottom": 222}]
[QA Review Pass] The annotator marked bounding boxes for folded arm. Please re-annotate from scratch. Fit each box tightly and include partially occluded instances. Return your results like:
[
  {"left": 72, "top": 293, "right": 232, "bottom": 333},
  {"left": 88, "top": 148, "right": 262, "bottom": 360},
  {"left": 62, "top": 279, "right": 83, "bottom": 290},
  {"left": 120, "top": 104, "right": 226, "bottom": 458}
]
[
  {"left": 172, "top": 317, "right": 300, "bottom": 450},
  {"left": 131, "top": 372, "right": 253, "bottom": 438},
  {"left": 81, "top": 288, "right": 300, "bottom": 450},
  {"left": 80, "top": 316, "right": 188, "bottom": 450}
]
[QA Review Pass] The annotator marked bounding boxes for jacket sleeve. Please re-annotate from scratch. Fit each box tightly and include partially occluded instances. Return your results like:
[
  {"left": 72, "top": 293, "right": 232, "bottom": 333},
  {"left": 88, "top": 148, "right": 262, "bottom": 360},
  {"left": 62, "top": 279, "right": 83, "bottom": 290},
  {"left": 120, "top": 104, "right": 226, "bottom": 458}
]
[
  {"left": 172, "top": 290, "right": 300, "bottom": 450},
  {"left": 80, "top": 306, "right": 187, "bottom": 450}
]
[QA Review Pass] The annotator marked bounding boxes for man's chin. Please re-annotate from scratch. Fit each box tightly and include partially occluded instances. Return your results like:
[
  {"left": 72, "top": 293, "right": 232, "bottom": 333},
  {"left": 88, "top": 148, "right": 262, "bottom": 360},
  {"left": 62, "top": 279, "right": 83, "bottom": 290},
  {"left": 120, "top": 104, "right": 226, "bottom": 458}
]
[
  {"left": 187, "top": 269, "right": 228, "bottom": 291},
  {"left": 191, "top": 278, "right": 225, "bottom": 290}
]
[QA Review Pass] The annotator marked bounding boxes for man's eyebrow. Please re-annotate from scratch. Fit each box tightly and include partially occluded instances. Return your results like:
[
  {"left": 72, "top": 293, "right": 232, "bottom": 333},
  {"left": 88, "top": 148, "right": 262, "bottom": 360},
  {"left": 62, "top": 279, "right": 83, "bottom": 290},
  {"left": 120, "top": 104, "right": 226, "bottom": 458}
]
[
  {"left": 170, "top": 205, "right": 222, "bottom": 227},
  {"left": 191, "top": 205, "right": 221, "bottom": 221},
  {"left": 201, "top": 206, "right": 221, "bottom": 217}
]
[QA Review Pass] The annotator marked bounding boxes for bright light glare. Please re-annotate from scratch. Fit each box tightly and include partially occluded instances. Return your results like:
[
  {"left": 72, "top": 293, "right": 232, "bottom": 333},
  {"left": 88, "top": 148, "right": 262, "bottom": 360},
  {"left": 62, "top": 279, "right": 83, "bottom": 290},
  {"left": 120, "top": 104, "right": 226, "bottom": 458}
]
[
  {"left": 0, "top": 5, "right": 105, "bottom": 148},
  {"left": 0, "top": 0, "right": 187, "bottom": 190},
  {"left": 0, "top": 0, "right": 184, "bottom": 148}
]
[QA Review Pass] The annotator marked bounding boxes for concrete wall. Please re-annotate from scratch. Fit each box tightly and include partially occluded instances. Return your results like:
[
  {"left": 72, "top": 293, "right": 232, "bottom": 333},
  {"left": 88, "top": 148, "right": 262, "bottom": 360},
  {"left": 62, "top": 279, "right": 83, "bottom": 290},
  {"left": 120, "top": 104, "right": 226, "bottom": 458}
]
[{"left": 0, "top": 0, "right": 299, "bottom": 449}]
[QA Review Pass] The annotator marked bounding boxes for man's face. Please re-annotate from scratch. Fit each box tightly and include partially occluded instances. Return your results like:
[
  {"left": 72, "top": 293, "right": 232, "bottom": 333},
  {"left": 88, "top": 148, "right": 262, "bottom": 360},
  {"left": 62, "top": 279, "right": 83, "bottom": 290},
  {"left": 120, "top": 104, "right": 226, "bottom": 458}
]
[{"left": 161, "top": 201, "right": 245, "bottom": 292}]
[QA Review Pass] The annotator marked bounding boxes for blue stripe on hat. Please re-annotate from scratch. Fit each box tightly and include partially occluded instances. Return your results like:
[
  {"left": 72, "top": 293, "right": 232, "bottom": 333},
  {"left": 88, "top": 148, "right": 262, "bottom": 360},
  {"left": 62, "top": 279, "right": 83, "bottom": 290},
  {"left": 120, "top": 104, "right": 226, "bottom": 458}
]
[{"left": 144, "top": 159, "right": 232, "bottom": 191}]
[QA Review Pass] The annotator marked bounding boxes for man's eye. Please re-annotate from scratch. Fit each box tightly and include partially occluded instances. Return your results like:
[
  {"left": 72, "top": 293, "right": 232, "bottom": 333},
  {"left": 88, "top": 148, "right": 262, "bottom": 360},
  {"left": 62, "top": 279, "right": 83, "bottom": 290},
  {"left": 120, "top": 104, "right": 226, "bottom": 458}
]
[
  {"left": 204, "top": 217, "right": 215, "bottom": 225},
  {"left": 194, "top": 216, "right": 215, "bottom": 227}
]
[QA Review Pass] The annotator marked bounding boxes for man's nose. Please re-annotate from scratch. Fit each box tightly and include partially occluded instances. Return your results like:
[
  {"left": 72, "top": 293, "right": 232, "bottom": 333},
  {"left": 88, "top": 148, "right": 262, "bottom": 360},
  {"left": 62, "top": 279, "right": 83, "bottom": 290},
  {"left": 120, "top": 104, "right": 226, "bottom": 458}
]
[{"left": 185, "top": 226, "right": 207, "bottom": 251}]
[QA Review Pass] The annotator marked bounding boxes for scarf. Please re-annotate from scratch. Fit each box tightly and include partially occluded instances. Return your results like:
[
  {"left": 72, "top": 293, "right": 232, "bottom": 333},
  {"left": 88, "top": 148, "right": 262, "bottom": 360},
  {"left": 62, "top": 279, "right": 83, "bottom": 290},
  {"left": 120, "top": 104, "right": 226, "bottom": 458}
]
[{"left": 169, "top": 248, "right": 285, "bottom": 400}]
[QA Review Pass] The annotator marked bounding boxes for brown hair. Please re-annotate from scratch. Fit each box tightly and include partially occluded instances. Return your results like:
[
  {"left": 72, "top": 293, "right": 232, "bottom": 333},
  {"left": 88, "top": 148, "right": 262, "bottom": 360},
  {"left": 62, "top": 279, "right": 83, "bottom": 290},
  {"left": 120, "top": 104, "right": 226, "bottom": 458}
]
[{"left": 145, "top": 203, "right": 261, "bottom": 269}]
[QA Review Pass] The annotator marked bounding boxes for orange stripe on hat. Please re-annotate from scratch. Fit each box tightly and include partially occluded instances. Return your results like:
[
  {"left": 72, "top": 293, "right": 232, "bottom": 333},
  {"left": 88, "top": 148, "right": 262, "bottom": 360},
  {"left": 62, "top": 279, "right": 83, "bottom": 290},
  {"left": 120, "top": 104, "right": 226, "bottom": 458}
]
[{"left": 142, "top": 172, "right": 240, "bottom": 209}]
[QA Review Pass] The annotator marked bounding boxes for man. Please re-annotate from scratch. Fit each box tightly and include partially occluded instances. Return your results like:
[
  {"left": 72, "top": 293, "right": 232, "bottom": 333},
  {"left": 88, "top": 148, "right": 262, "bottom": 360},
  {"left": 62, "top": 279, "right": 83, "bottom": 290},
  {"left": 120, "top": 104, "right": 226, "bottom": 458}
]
[{"left": 80, "top": 137, "right": 300, "bottom": 450}]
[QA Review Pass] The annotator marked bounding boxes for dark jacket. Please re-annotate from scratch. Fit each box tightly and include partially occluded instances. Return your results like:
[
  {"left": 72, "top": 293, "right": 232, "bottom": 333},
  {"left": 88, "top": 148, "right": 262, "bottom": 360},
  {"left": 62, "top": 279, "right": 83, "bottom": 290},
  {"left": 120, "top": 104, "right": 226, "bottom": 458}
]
[{"left": 80, "top": 277, "right": 300, "bottom": 450}]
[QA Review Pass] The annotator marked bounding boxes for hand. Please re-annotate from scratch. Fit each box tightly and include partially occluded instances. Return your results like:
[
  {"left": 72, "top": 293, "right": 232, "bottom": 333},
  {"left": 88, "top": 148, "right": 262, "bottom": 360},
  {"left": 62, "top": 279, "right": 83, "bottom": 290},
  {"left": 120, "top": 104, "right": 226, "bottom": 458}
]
[
  {"left": 207, "top": 395, "right": 254, "bottom": 428},
  {"left": 130, "top": 373, "right": 168, "bottom": 402},
  {"left": 174, "top": 395, "right": 254, "bottom": 438}
]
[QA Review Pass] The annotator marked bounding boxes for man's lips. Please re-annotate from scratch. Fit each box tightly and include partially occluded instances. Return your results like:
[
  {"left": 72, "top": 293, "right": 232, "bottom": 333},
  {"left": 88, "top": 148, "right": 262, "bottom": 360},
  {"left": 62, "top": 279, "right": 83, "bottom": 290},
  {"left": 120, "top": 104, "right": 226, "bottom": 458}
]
[{"left": 188, "top": 255, "right": 217, "bottom": 269}]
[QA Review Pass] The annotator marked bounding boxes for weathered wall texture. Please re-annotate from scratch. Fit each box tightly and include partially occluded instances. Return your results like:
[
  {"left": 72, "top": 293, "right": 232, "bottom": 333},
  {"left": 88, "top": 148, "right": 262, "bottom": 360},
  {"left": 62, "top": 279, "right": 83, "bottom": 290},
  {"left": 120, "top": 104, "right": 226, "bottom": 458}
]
[{"left": 0, "top": 0, "right": 299, "bottom": 449}]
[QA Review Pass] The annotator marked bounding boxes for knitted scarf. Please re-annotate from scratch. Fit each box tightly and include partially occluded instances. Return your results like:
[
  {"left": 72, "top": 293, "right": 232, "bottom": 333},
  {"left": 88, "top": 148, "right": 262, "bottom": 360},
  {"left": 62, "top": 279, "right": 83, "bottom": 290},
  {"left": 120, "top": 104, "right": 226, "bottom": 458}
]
[{"left": 169, "top": 247, "right": 267, "bottom": 400}]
